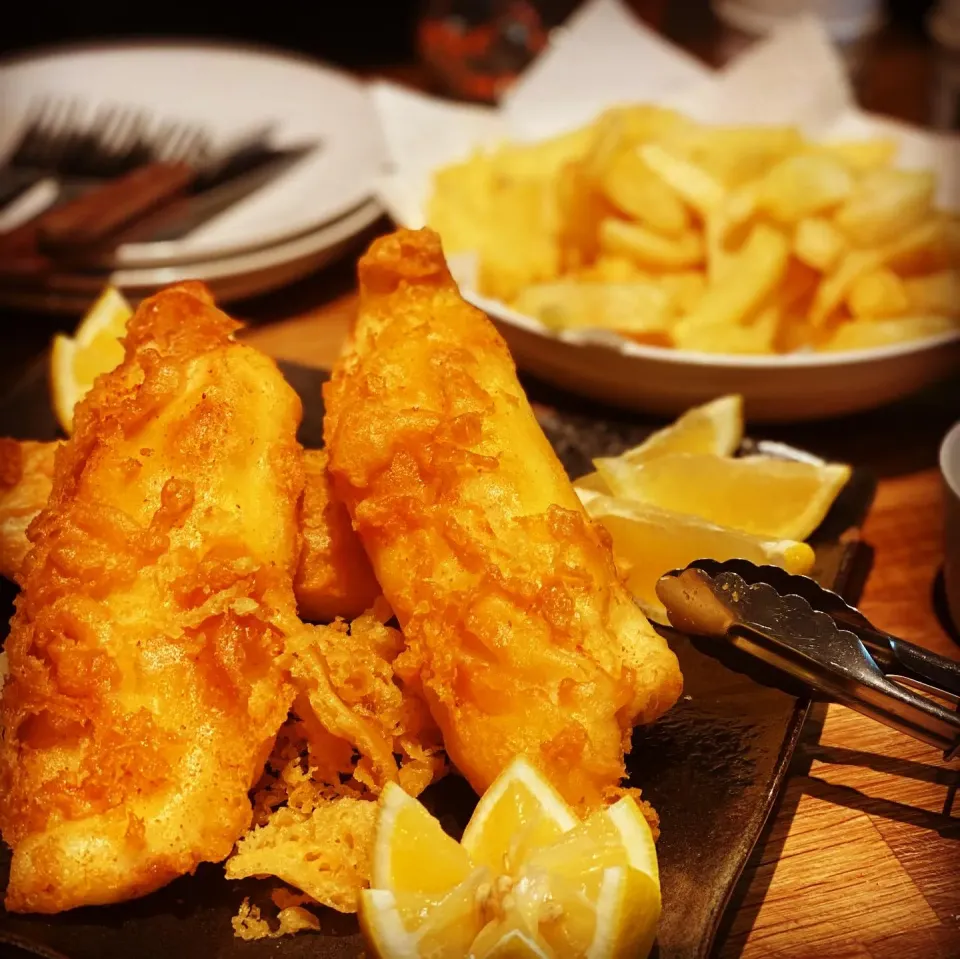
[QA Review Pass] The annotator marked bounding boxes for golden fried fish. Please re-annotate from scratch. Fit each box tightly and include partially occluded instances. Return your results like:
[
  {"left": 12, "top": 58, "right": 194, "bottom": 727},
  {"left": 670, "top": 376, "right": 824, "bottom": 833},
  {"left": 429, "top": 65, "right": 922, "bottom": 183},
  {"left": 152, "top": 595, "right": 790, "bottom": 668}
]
[
  {"left": 324, "top": 228, "right": 682, "bottom": 811},
  {"left": 0, "top": 283, "right": 304, "bottom": 913}
]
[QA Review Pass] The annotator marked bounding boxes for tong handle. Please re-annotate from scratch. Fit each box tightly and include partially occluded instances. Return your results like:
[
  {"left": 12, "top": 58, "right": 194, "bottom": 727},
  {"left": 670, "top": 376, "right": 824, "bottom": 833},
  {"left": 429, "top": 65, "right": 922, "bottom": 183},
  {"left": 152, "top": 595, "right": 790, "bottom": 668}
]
[
  {"left": 860, "top": 630, "right": 960, "bottom": 703},
  {"left": 732, "top": 622, "right": 960, "bottom": 761}
]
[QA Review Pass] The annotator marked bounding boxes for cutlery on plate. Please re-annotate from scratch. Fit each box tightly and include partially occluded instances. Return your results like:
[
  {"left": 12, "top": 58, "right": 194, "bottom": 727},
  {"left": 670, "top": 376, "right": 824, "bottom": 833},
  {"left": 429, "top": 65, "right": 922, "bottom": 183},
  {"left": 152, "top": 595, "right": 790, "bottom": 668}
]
[
  {"left": 0, "top": 120, "right": 316, "bottom": 275},
  {"left": 0, "top": 99, "right": 210, "bottom": 220},
  {"left": 656, "top": 558, "right": 960, "bottom": 759},
  {"left": 127, "top": 141, "right": 316, "bottom": 244}
]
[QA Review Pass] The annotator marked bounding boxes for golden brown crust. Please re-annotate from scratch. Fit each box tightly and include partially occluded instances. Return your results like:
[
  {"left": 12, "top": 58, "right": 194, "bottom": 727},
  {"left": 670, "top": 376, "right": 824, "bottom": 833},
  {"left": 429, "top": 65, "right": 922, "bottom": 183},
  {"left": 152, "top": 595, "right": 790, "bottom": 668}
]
[
  {"left": 0, "top": 440, "right": 57, "bottom": 583},
  {"left": 0, "top": 282, "right": 303, "bottom": 913},
  {"left": 324, "top": 228, "right": 682, "bottom": 811},
  {"left": 294, "top": 449, "right": 381, "bottom": 622},
  {"left": 0, "top": 443, "right": 380, "bottom": 624}
]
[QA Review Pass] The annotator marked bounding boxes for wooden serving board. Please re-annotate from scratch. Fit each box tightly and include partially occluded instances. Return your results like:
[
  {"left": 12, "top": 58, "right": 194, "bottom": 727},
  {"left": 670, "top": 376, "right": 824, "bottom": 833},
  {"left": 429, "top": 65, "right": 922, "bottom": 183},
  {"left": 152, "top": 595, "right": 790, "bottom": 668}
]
[{"left": 0, "top": 362, "right": 875, "bottom": 959}]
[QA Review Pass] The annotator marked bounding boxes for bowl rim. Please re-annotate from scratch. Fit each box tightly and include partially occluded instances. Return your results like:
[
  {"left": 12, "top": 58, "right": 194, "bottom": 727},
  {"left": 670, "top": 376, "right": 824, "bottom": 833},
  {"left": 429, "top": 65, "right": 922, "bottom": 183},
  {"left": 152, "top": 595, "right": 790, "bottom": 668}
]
[{"left": 468, "top": 290, "right": 960, "bottom": 370}]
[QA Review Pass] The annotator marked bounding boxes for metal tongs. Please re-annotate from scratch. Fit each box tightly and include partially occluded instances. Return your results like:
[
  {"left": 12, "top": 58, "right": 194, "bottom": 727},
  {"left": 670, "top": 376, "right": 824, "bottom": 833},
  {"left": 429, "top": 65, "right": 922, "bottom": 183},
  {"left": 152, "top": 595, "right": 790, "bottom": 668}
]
[{"left": 656, "top": 559, "right": 960, "bottom": 761}]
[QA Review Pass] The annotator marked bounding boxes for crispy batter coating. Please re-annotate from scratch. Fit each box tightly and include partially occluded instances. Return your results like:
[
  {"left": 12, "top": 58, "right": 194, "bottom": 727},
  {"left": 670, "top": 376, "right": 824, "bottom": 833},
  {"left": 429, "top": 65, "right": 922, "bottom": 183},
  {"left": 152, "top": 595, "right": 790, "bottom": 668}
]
[
  {"left": 0, "top": 440, "right": 58, "bottom": 583},
  {"left": 0, "top": 283, "right": 304, "bottom": 913},
  {"left": 227, "top": 798, "right": 378, "bottom": 914},
  {"left": 0, "top": 443, "right": 379, "bottom": 624},
  {"left": 295, "top": 449, "right": 381, "bottom": 622},
  {"left": 227, "top": 608, "right": 446, "bottom": 913},
  {"left": 324, "top": 228, "right": 683, "bottom": 811}
]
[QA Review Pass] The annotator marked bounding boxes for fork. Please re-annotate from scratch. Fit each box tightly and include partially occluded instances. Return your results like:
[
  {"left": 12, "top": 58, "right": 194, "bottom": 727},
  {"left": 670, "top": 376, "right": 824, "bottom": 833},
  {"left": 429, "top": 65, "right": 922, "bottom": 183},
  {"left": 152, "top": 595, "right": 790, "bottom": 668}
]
[{"left": 0, "top": 99, "right": 210, "bottom": 216}]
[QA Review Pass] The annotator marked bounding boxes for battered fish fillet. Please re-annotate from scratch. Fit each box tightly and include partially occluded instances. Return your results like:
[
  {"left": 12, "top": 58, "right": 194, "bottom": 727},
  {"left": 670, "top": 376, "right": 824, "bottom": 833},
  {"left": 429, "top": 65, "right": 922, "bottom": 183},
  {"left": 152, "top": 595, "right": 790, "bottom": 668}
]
[
  {"left": 324, "top": 228, "right": 683, "bottom": 811},
  {"left": 0, "top": 439, "right": 58, "bottom": 582},
  {"left": 0, "top": 283, "right": 304, "bottom": 913},
  {"left": 0, "top": 442, "right": 379, "bottom": 622}
]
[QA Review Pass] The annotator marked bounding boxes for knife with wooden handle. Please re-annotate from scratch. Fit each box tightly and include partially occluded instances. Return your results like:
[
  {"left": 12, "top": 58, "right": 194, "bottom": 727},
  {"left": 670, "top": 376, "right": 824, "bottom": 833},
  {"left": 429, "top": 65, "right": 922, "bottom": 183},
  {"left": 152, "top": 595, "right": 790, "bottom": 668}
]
[{"left": 35, "top": 161, "right": 196, "bottom": 252}]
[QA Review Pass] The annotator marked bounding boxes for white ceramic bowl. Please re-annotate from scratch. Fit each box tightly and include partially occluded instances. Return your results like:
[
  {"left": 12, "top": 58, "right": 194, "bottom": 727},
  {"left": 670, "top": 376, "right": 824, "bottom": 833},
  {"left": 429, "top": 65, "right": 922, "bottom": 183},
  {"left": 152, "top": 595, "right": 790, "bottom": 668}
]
[
  {"left": 940, "top": 421, "right": 960, "bottom": 633},
  {"left": 467, "top": 292, "right": 960, "bottom": 422}
]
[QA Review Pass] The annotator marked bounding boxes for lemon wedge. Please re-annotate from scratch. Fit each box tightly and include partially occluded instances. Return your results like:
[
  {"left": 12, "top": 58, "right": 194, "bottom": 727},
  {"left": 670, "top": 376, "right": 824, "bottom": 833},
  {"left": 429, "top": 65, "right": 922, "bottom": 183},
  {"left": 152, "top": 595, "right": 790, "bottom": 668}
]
[
  {"left": 577, "top": 394, "right": 743, "bottom": 494},
  {"left": 578, "top": 489, "right": 815, "bottom": 624},
  {"left": 50, "top": 287, "right": 132, "bottom": 434},
  {"left": 360, "top": 757, "right": 661, "bottom": 959},
  {"left": 593, "top": 452, "right": 849, "bottom": 542}
]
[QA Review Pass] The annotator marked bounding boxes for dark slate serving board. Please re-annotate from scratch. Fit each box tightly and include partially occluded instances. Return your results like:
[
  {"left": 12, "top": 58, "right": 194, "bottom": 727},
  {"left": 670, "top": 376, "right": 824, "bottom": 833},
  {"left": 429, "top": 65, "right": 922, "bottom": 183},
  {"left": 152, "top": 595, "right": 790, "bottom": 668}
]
[{"left": 0, "top": 361, "right": 874, "bottom": 959}]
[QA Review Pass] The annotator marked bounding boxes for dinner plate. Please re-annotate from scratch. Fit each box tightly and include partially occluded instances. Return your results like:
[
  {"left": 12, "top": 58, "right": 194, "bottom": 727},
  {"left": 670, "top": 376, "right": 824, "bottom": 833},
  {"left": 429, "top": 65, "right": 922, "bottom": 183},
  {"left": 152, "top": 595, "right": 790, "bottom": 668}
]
[
  {"left": 0, "top": 41, "right": 386, "bottom": 267},
  {"left": 460, "top": 287, "right": 960, "bottom": 423},
  {"left": 0, "top": 199, "right": 384, "bottom": 314},
  {"left": 0, "top": 363, "right": 875, "bottom": 959}
]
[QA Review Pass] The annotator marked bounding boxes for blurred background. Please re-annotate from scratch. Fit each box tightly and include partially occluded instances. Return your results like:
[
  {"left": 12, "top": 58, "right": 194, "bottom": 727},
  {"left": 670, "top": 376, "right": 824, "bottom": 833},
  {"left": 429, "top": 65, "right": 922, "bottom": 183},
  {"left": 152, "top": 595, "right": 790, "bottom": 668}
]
[{"left": 0, "top": 1, "right": 947, "bottom": 130}]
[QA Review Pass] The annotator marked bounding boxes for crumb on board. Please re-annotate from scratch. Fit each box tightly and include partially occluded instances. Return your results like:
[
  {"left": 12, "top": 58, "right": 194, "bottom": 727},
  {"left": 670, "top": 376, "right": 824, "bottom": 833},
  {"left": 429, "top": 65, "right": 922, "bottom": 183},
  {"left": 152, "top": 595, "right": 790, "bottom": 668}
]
[{"left": 231, "top": 897, "right": 321, "bottom": 941}]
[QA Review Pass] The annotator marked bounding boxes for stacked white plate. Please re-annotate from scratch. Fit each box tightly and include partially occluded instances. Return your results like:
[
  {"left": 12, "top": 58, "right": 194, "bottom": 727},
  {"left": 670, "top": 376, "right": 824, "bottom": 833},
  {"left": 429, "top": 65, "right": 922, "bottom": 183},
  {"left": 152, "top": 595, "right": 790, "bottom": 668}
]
[{"left": 0, "top": 42, "right": 387, "bottom": 312}]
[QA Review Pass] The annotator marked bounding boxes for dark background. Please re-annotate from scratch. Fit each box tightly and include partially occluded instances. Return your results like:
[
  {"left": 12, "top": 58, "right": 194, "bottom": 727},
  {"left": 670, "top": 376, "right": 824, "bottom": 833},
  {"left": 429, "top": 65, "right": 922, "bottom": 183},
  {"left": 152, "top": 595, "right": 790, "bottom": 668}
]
[
  {"left": 0, "top": 1, "right": 423, "bottom": 66},
  {"left": 0, "top": 0, "right": 939, "bottom": 70}
]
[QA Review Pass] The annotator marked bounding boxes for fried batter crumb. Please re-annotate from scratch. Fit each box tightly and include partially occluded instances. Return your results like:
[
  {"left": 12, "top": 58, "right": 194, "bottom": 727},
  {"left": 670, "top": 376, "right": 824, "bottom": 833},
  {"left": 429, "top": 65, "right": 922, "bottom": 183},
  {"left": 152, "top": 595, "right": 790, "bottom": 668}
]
[
  {"left": 231, "top": 897, "right": 320, "bottom": 940},
  {"left": 271, "top": 887, "right": 315, "bottom": 911}
]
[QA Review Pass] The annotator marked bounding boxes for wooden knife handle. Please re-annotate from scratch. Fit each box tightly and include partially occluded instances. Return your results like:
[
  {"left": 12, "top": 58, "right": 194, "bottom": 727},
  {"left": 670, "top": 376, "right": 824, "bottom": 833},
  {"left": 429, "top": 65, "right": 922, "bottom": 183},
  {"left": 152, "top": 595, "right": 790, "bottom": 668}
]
[{"left": 36, "top": 162, "right": 196, "bottom": 252}]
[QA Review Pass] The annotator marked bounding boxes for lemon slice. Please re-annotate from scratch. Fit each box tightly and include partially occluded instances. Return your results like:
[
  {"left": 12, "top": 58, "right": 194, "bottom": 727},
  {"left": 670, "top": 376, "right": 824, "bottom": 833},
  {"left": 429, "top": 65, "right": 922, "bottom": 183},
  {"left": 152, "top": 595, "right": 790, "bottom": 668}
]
[
  {"left": 50, "top": 287, "right": 132, "bottom": 434},
  {"left": 360, "top": 758, "right": 661, "bottom": 959},
  {"left": 593, "top": 452, "right": 850, "bottom": 542},
  {"left": 578, "top": 489, "right": 815, "bottom": 624},
  {"left": 461, "top": 755, "right": 577, "bottom": 874},
  {"left": 576, "top": 394, "right": 743, "bottom": 494}
]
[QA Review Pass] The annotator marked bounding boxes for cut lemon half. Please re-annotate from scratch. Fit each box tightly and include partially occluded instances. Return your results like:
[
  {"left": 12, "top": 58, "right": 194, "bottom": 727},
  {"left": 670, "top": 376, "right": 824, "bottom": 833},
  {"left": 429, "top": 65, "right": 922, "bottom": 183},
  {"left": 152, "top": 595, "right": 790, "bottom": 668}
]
[
  {"left": 51, "top": 286, "right": 132, "bottom": 434},
  {"left": 579, "top": 489, "right": 815, "bottom": 624},
  {"left": 577, "top": 394, "right": 743, "bottom": 494},
  {"left": 360, "top": 757, "right": 661, "bottom": 959},
  {"left": 593, "top": 452, "right": 850, "bottom": 542}
]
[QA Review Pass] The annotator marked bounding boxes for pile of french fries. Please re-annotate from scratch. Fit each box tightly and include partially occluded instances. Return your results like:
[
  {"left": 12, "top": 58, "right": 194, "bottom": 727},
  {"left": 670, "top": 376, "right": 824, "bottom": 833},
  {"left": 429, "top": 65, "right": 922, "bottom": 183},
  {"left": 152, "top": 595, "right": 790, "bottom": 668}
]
[{"left": 428, "top": 106, "right": 959, "bottom": 354}]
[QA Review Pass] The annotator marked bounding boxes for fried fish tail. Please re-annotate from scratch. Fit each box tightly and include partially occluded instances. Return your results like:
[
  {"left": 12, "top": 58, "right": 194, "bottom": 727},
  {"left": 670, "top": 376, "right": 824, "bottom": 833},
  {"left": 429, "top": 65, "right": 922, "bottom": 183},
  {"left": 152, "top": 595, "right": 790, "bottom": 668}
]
[
  {"left": 0, "top": 283, "right": 303, "bottom": 912},
  {"left": 324, "top": 228, "right": 682, "bottom": 810}
]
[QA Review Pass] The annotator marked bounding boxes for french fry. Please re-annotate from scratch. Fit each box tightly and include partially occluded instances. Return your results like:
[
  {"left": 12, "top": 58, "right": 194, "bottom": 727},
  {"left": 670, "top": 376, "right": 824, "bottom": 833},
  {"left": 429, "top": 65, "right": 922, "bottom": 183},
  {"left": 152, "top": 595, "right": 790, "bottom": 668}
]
[
  {"left": 758, "top": 154, "right": 853, "bottom": 223},
  {"left": 794, "top": 217, "right": 847, "bottom": 272},
  {"left": 846, "top": 268, "right": 910, "bottom": 319},
  {"left": 809, "top": 249, "right": 882, "bottom": 326},
  {"left": 680, "top": 303, "right": 780, "bottom": 354},
  {"left": 835, "top": 168, "right": 935, "bottom": 247},
  {"left": 572, "top": 255, "right": 651, "bottom": 283},
  {"left": 599, "top": 217, "right": 705, "bottom": 270},
  {"left": 903, "top": 271, "right": 960, "bottom": 316},
  {"left": 883, "top": 217, "right": 958, "bottom": 275},
  {"left": 691, "top": 125, "right": 804, "bottom": 187},
  {"left": 638, "top": 143, "right": 726, "bottom": 217},
  {"left": 494, "top": 126, "right": 596, "bottom": 179},
  {"left": 474, "top": 177, "right": 561, "bottom": 302},
  {"left": 658, "top": 271, "right": 707, "bottom": 315},
  {"left": 556, "top": 160, "right": 612, "bottom": 270},
  {"left": 513, "top": 281, "right": 673, "bottom": 335},
  {"left": 615, "top": 105, "right": 698, "bottom": 150},
  {"left": 674, "top": 223, "right": 790, "bottom": 346},
  {"left": 821, "top": 315, "right": 957, "bottom": 351},
  {"left": 600, "top": 149, "right": 691, "bottom": 237},
  {"left": 778, "top": 259, "right": 821, "bottom": 315},
  {"left": 812, "top": 137, "right": 898, "bottom": 173},
  {"left": 705, "top": 185, "right": 758, "bottom": 283}
]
